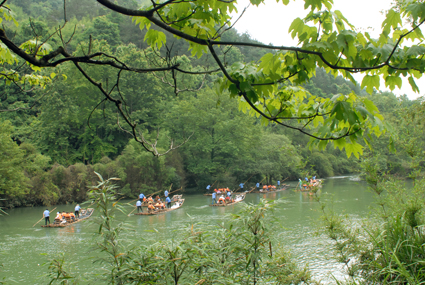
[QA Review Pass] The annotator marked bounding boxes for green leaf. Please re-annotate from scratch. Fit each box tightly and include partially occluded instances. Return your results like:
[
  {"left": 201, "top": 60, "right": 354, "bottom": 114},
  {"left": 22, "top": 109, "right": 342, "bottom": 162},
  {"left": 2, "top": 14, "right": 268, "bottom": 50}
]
[
  {"left": 384, "top": 75, "right": 402, "bottom": 90},
  {"left": 344, "top": 141, "right": 363, "bottom": 159},
  {"left": 144, "top": 30, "right": 166, "bottom": 49},
  {"left": 331, "top": 101, "right": 350, "bottom": 121},
  {"left": 382, "top": 9, "right": 402, "bottom": 33},
  {"left": 406, "top": 45, "right": 425, "bottom": 57},
  {"left": 289, "top": 18, "right": 304, "bottom": 39},
  {"left": 361, "top": 75, "right": 380, "bottom": 94},
  {"left": 408, "top": 76, "right": 420, "bottom": 93}
]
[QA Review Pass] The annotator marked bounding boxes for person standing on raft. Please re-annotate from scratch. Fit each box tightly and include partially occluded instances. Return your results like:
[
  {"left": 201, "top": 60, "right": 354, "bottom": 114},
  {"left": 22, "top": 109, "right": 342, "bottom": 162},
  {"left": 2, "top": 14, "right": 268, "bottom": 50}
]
[
  {"left": 74, "top": 204, "right": 81, "bottom": 218},
  {"left": 139, "top": 193, "right": 145, "bottom": 202},
  {"left": 43, "top": 209, "right": 50, "bottom": 225},
  {"left": 136, "top": 200, "right": 142, "bottom": 213},
  {"left": 212, "top": 192, "right": 217, "bottom": 204}
]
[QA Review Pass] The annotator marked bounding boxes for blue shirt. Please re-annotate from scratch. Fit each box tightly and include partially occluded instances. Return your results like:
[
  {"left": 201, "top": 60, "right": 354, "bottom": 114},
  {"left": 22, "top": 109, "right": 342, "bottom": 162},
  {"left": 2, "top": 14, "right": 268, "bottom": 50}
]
[
  {"left": 166, "top": 197, "right": 171, "bottom": 203},
  {"left": 313, "top": 176, "right": 316, "bottom": 180},
  {"left": 136, "top": 200, "right": 142, "bottom": 206},
  {"left": 164, "top": 190, "right": 169, "bottom": 197},
  {"left": 277, "top": 181, "right": 280, "bottom": 185},
  {"left": 206, "top": 185, "right": 211, "bottom": 190},
  {"left": 256, "top": 183, "right": 260, "bottom": 188},
  {"left": 75, "top": 205, "right": 81, "bottom": 211},
  {"left": 43, "top": 210, "right": 50, "bottom": 217},
  {"left": 227, "top": 191, "right": 231, "bottom": 196},
  {"left": 139, "top": 193, "right": 145, "bottom": 199},
  {"left": 239, "top": 183, "right": 244, "bottom": 188},
  {"left": 212, "top": 193, "right": 216, "bottom": 199},
  {"left": 305, "top": 177, "right": 309, "bottom": 181}
]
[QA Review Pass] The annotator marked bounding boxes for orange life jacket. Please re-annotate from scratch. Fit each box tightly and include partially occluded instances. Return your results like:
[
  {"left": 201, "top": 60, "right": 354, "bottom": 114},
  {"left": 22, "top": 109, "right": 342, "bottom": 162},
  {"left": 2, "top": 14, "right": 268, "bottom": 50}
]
[
  {"left": 143, "top": 197, "right": 146, "bottom": 202},
  {"left": 55, "top": 214, "right": 62, "bottom": 220}
]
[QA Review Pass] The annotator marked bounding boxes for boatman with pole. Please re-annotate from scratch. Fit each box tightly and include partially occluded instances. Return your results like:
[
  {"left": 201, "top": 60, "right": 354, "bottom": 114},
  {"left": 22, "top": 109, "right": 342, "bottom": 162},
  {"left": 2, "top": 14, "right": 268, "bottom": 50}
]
[
  {"left": 164, "top": 189, "right": 169, "bottom": 198},
  {"left": 256, "top": 182, "right": 260, "bottom": 189},
  {"left": 298, "top": 179, "right": 303, "bottom": 190},
  {"left": 74, "top": 204, "right": 81, "bottom": 218},
  {"left": 166, "top": 196, "right": 171, "bottom": 208},
  {"left": 139, "top": 192, "right": 145, "bottom": 202},
  {"left": 277, "top": 180, "right": 280, "bottom": 186},
  {"left": 43, "top": 209, "right": 50, "bottom": 226},
  {"left": 206, "top": 184, "right": 211, "bottom": 192},
  {"left": 212, "top": 191, "right": 217, "bottom": 204},
  {"left": 239, "top": 183, "right": 244, "bottom": 191},
  {"left": 136, "top": 200, "right": 142, "bottom": 213}
]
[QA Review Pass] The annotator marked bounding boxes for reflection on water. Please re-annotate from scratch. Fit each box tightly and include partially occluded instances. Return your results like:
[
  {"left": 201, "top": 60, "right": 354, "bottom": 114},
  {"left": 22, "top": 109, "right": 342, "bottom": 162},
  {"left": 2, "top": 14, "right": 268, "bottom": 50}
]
[{"left": 0, "top": 176, "right": 373, "bottom": 283}]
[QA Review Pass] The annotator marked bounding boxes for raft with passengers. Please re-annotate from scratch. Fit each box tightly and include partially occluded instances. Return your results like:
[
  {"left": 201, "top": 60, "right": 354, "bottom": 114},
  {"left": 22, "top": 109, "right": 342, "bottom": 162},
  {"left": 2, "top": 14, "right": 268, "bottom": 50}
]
[
  {"left": 134, "top": 195, "right": 185, "bottom": 215},
  {"left": 41, "top": 208, "right": 94, "bottom": 228},
  {"left": 203, "top": 187, "right": 231, "bottom": 196},
  {"left": 209, "top": 187, "right": 246, "bottom": 207},
  {"left": 249, "top": 184, "right": 289, "bottom": 194},
  {"left": 296, "top": 176, "right": 322, "bottom": 191}
]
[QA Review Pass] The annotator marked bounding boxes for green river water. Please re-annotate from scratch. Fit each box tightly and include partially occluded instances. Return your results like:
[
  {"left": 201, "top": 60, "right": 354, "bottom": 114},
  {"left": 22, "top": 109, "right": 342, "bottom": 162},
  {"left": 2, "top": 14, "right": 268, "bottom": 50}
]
[{"left": 0, "top": 175, "right": 373, "bottom": 284}]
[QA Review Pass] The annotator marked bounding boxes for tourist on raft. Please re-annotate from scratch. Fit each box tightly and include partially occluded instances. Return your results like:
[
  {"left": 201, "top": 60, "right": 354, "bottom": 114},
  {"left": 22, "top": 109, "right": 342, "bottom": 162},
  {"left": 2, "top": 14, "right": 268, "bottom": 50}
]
[
  {"left": 147, "top": 202, "right": 155, "bottom": 213},
  {"left": 55, "top": 212, "right": 62, "bottom": 222}
]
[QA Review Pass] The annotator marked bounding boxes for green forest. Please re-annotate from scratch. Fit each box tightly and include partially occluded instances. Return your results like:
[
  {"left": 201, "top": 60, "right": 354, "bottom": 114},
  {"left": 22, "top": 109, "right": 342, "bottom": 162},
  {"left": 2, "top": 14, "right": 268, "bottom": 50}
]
[{"left": 0, "top": 0, "right": 424, "bottom": 208}]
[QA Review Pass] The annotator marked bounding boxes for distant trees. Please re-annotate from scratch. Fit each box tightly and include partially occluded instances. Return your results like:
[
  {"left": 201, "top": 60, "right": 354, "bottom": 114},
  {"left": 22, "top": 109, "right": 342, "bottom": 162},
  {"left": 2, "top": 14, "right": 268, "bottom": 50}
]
[{"left": 3, "top": 0, "right": 425, "bottom": 157}]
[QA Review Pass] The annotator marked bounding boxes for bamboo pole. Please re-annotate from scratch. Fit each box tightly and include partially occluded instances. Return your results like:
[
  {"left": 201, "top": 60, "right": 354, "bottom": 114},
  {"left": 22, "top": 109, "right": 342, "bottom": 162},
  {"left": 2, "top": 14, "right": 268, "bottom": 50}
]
[
  {"left": 207, "top": 180, "right": 217, "bottom": 192},
  {"left": 233, "top": 173, "right": 256, "bottom": 194},
  {"left": 127, "top": 207, "right": 137, "bottom": 216},
  {"left": 33, "top": 207, "right": 57, "bottom": 227},
  {"left": 159, "top": 187, "right": 182, "bottom": 199},
  {"left": 210, "top": 180, "right": 218, "bottom": 188},
  {"left": 247, "top": 177, "right": 267, "bottom": 193}
]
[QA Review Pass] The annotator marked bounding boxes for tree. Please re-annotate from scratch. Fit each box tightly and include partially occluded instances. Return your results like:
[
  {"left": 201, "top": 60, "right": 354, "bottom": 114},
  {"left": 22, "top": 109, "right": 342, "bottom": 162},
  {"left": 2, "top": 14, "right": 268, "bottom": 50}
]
[{"left": 1, "top": 0, "right": 424, "bottom": 157}]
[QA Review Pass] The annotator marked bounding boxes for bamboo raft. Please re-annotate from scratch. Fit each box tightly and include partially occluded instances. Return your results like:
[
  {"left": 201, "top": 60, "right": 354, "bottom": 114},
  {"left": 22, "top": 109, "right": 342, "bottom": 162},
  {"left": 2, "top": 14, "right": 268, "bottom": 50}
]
[
  {"left": 209, "top": 194, "right": 246, "bottom": 207},
  {"left": 296, "top": 180, "right": 323, "bottom": 192},
  {"left": 134, "top": 199, "right": 185, "bottom": 215},
  {"left": 250, "top": 186, "right": 289, "bottom": 194},
  {"left": 41, "top": 208, "right": 94, "bottom": 228},
  {"left": 203, "top": 192, "right": 231, "bottom": 196}
]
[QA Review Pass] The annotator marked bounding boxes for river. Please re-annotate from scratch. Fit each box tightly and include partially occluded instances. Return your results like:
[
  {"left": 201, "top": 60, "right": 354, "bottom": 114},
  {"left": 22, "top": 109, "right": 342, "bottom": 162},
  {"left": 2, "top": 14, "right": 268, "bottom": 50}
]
[{"left": 0, "top": 175, "right": 373, "bottom": 284}]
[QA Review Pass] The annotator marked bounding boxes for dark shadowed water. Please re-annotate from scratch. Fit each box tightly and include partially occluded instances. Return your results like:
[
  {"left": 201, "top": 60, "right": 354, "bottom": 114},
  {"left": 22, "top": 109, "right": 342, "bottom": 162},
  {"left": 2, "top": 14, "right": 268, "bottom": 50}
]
[{"left": 0, "top": 175, "right": 373, "bottom": 284}]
